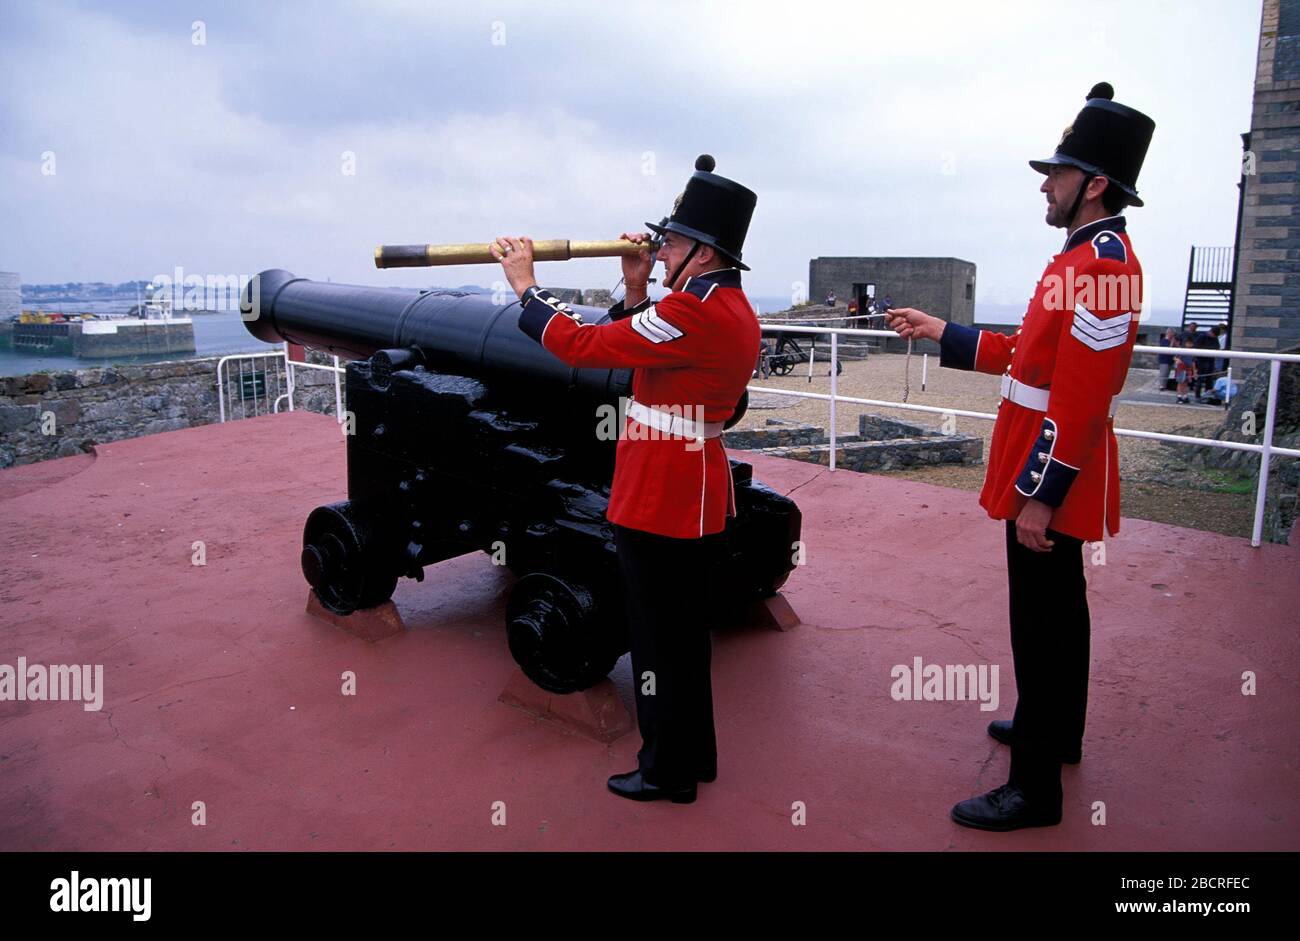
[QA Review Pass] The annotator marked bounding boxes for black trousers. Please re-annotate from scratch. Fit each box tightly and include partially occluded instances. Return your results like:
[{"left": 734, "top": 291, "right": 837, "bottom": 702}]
[
  {"left": 613, "top": 523, "right": 725, "bottom": 788},
  {"left": 1004, "top": 520, "right": 1091, "bottom": 808}
]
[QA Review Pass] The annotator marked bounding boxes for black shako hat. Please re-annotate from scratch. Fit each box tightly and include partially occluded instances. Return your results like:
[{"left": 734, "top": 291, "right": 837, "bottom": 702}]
[
  {"left": 646, "top": 155, "right": 757, "bottom": 270},
  {"left": 1029, "top": 82, "right": 1155, "bottom": 207}
]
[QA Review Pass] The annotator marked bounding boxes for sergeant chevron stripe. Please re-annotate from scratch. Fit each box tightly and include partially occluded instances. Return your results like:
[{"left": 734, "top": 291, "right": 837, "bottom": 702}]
[
  {"left": 1070, "top": 304, "right": 1133, "bottom": 352},
  {"left": 630, "top": 307, "right": 685, "bottom": 343}
]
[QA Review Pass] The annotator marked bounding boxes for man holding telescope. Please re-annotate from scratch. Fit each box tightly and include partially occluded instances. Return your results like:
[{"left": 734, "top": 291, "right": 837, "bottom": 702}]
[
  {"left": 492, "top": 155, "right": 761, "bottom": 805},
  {"left": 888, "top": 83, "right": 1153, "bottom": 831}
]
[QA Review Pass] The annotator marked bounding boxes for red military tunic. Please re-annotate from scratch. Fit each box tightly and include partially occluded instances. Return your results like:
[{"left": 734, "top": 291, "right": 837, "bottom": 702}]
[
  {"left": 939, "top": 215, "right": 1143, "bottom": 542},
  {"left": 517, "top": 268, "right": 760, "bottom": 539}
]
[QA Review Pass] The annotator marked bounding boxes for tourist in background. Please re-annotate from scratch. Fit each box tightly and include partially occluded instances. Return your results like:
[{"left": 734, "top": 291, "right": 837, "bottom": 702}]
[
  {"left": 1174, "top": 338, "right": 1196, "bottom": 404},
  {"left": 1212, "top": 324, "right": 1227, "bottom": 376},
  {"left": 1192, "top": 325, "right": 1220, "bottom": 401},
  {"left": 1157, "top": 328, "right": 1175, "bottom": 391}
]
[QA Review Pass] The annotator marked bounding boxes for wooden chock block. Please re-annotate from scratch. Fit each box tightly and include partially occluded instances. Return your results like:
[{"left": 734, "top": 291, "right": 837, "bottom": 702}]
[
  {"left": 305, "top": 591, "right": 406, "bottom": 642},
  {"left": 750, "top": 592, "right": 801, "bottom": 631},
  {"left": 499, "top": 669, "right": 634, "bottom": 743}
]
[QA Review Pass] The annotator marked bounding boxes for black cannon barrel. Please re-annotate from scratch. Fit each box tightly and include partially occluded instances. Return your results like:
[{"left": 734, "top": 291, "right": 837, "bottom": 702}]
[{"left": 242, "top": 268, "right": 631, "bottom": 401}]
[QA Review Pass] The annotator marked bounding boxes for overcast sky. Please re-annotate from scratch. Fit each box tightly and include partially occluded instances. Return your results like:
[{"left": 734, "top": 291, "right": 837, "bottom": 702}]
[{"left": 0, "top": 0, "right": 1262, "bottom": 319}]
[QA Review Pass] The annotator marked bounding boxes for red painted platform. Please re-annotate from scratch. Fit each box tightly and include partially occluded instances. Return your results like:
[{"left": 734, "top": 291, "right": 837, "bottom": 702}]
[{"left": 1, "top": 410, "right": 1296, "bottom": 851}]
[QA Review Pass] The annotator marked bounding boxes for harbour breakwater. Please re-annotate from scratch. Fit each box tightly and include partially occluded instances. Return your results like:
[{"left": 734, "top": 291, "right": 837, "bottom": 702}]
[
  {"left": 0, "top": 352, "right": 340, "bottom": 468},
  {"left": 0, "top": 318, "right": 196, "bottom": 358}
]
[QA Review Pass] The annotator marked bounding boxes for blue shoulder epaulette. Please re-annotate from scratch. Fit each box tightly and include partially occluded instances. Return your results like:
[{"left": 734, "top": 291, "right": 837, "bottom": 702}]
[
  {"left": 682, "top": 278, "right": 718, "bottom": 302},
  {"left": 1091, "top": 231, "right": 1127, "bottom": 263}
]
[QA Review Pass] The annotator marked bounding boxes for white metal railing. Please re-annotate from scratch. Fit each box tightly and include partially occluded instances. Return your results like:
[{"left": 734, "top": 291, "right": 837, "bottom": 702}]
[
  {"left": 752, "top": 324, "right": 1300, "bottom": 548},
  {"left": 217, "top": 346, "right": 346, "bottom": 424},
  {"left": 216, "top": 351, "right": 288, "bottom": 423}
]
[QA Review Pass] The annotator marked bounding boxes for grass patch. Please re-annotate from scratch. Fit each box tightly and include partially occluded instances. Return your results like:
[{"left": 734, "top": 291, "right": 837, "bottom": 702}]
[{"left": 1199, "top": 468, "right": 1256, "bottom": 495}]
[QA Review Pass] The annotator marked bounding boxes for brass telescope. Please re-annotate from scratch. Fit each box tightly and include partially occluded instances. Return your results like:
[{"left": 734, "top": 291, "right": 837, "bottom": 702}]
[{"left": 374, "top": 239, "right": 654, "bottom": 269}]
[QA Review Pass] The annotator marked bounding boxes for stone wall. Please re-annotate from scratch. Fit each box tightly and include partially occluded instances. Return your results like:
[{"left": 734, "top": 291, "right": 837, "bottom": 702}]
[
  {"left": 759, "top": 435, "right": 982, "bottom": 472},
  {"left": 0, "top": 350, "right": 343, "bottom": 469},
  {"left": 1232, "top": 0, "right": 1300, "bottom": 353},
  {"left": 725, "top": 415, "right": 983, "bottom": 472},
  {"left": 723, "top": 422, "right": 825, "bottom": 450}
]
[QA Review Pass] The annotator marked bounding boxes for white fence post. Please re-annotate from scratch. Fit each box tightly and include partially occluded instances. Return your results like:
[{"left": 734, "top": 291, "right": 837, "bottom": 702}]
[
  {"left": 1251, "top": 359, "right": 1282, "bottom": 548},
  {"left": 830, "top": 332, "right": 838, "bottom": 471},
  {"left": 333, "top": 355, "right": 343, "bottom": 422}
]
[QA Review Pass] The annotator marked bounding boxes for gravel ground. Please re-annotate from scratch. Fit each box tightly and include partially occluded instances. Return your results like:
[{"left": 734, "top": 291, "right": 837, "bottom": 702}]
[{"left": 740, "top": 352, "right": 1256, "bottom": 538}]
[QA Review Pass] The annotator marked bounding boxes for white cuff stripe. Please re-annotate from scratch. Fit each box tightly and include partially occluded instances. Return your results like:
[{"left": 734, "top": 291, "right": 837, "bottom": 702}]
[{"left": 1070, "top": 325, "right": 1130, "bottom": 352}]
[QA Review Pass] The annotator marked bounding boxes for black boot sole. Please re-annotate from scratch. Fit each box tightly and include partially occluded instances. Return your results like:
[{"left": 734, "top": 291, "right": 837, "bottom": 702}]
[
  {"left": 950, "top": 807, "right": 1062, "bottom": 831},
  {"left": 607, "top": 780, "right": 698, "bottom": 804}
]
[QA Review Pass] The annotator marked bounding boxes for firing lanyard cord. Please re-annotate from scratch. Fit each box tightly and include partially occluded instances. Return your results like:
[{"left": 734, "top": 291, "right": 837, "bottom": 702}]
[
  {"left": 859, "top": 309, "right": 913, "bottom": 403},
  {"left": 903, "top": 337, "right": 912, "bottom": 403}
]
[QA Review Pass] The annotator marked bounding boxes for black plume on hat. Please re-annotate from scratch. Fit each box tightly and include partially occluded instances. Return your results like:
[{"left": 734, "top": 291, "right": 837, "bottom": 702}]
[
  {"left": 1029, "top": 82, "right": 1155, "bottom": 207},
  {"left": 646, "top": 155, "right": 757, "bottom": 270}
]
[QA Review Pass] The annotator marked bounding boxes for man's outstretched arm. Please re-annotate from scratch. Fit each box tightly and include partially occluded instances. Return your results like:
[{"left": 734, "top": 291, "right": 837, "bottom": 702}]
[{"left": 886, "top": 307, "right": 1018, "bottom": 374}]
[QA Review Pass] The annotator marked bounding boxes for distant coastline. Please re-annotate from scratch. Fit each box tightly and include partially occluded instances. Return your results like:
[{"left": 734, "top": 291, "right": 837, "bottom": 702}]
[{"left": 0, "top": 310, "right": 277, "bottom": 377}]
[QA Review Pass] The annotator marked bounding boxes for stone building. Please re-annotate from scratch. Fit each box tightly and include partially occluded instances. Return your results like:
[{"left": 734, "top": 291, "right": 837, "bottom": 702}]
[
  {"left": 1232, "top": 0, "right": 1300, "bottom": 352},
  {"left": 808, "top": 257, "right": 977, "bottom": 326},
  {"left": 0, "top": 272, "right": 19, "bottom": 321}
]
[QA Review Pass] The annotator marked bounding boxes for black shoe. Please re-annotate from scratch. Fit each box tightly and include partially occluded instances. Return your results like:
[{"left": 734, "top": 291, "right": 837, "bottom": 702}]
[
  {"left": 987, "top": 720, "right": 1081, "bottom": 764},
  {"left": 607, "top": 769, "right": 697, "bottom": 804},
  {"left": 697, "top": 769, "right": 717, "bottom": 783},
  {"left": 951, "top": 783, "right": 1062, "bottom": 831},
  {"left": 987, "top": 719, "right": 1014, "bottom": 747}
]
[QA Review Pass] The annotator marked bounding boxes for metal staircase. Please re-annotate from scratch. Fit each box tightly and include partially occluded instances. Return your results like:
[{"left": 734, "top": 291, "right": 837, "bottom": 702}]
[{"left": 1181, "top": 246, "right": 1234, "bottom": 331}]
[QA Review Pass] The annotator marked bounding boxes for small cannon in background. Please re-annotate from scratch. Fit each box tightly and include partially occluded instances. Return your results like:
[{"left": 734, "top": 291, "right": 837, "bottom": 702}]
[{"left": 242, "top": 269, "right": 802, "bottom": 693}]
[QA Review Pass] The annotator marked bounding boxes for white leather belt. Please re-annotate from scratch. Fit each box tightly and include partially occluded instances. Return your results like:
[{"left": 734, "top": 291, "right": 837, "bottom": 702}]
[
  {"left": 627, "top": 399, "right": 724, "bottom": 439},
  {"left": 1000, "top": 374, "right": 1119, "bottom": 418}
]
